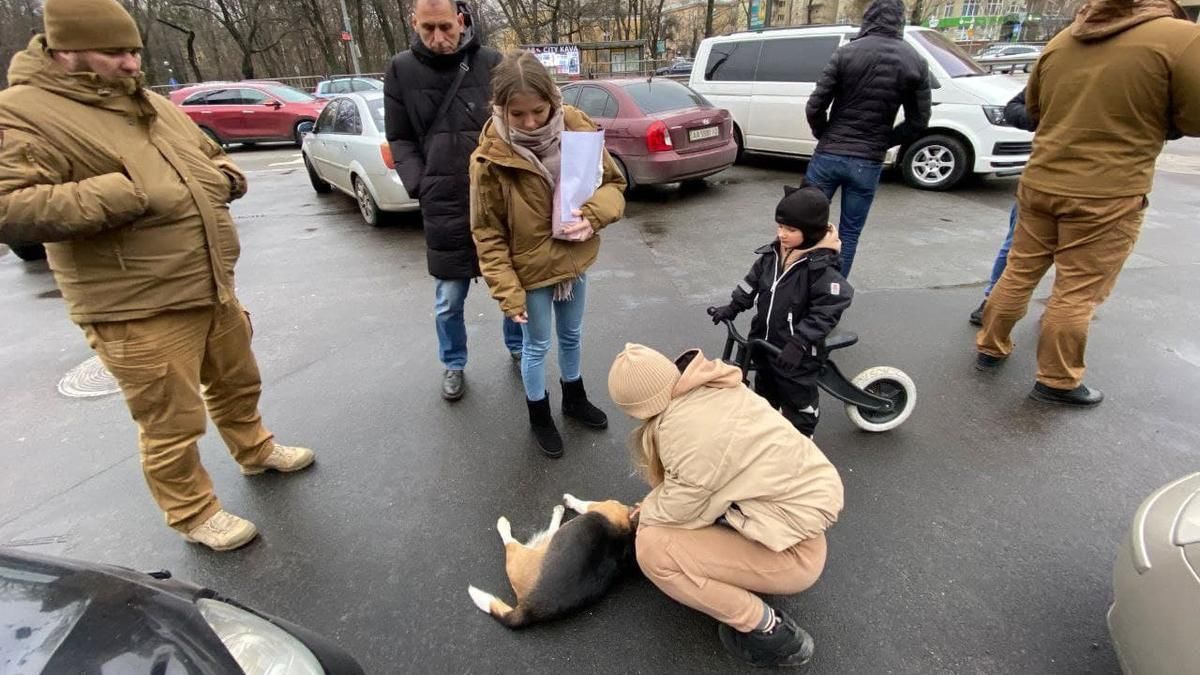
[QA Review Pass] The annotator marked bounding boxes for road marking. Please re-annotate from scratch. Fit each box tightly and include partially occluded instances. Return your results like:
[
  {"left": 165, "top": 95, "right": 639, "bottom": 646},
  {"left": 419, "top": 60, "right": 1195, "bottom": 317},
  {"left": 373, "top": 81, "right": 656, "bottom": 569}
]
[
  {"left": 268, "top": 153, "right": 304, "bottom": 167},
  {"left": 1157, "top": 153, "right": 1200, "bottom": 175}
]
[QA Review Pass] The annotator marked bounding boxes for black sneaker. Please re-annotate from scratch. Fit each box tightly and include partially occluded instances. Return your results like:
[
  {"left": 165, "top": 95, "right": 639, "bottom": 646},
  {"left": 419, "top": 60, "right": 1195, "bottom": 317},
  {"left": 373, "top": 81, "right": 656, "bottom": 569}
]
[
  {"left": 975, "top": 352, "right": 1007, "bottom": 371},
  {"left": 718, "top": 608, "right": 815, "bottom": 668},
  {"left": 969, "top": 299, "right": 986, "bottom": 327},
  {"left": 1030, "top": 382, "right": 1104, "bottom": 408},
  {"left": 441, "top": 370, "right": 464, "bottom": 401}
]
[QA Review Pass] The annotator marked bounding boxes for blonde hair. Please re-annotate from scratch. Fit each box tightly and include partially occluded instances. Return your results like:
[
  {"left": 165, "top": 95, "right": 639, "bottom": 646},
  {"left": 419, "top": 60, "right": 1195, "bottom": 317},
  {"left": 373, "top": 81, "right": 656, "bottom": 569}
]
[
  {"left": 630, "top": 419, "right": 666, "bottom": 488},
  {"left": 490, "top": 50, "right": 560, "bottom": 112}
]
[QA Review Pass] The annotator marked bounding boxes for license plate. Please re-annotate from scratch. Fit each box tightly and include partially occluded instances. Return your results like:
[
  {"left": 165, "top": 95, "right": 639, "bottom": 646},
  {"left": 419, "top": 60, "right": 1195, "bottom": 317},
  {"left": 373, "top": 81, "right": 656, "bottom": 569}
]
[{"left": 688, "top": 126, "right": 719, "bottom": 142}]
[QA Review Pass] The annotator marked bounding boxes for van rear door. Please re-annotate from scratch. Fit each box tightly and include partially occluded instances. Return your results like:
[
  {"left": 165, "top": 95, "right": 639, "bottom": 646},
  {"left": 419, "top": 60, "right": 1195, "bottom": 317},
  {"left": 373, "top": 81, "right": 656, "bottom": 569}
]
[{"left": 747, "top": 34, "right": 843, "bottom": 156}]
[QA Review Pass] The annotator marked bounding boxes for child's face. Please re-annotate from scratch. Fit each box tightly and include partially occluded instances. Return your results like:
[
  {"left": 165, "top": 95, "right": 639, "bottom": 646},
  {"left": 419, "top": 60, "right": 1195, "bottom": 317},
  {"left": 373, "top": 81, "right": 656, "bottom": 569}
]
[
  {"left": 506, "top": 92, "right": 553, "bottom": 132},
  {"left": 777, "top": 223, "right": 805, "bottom": 250}
]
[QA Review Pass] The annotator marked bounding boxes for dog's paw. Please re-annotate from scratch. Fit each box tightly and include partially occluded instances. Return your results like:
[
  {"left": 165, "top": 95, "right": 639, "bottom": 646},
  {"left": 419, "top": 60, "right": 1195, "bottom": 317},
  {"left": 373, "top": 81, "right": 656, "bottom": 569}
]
[
  {"left": 496, "top": 516, "right": 514, "bottom": 542},
  {"left": 468, "top": 585, "right": 494, "bottom": 614},
  {"left": 553, "top": 504, "right": 565, "bottom": 516},
  {"left": 563, "top": 493, "right": 589, "bottom": 513}
]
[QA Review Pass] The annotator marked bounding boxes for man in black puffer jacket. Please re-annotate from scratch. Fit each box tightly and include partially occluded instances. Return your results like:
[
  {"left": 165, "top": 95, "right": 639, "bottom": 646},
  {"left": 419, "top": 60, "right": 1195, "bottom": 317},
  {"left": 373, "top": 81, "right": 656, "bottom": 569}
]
[
  {"left": 384, "top": 0, "right": 522, "bottom": 402},
  {"left": 805, "top": 0, "right": 931, "bottom": 278}
]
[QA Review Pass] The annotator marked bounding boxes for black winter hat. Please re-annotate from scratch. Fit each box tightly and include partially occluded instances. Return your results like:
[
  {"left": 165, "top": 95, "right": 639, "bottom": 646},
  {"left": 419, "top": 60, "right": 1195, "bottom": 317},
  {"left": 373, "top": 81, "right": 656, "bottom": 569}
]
[{"left": 774, "top": 185, "right": 830, "bottom": 237}]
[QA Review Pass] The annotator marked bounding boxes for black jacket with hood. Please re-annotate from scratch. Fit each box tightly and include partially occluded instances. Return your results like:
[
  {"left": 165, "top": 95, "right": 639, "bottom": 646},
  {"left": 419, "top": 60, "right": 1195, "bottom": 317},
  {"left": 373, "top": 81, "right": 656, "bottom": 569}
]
[
  {"left": 384, "top": 5, "right": 501, "bottom": 279},
  {"left": 805, "top": 0, "right": 932, "bottom": 162},
  {"left": 728, "top": 240, "right": 854, "bottom": 355}
]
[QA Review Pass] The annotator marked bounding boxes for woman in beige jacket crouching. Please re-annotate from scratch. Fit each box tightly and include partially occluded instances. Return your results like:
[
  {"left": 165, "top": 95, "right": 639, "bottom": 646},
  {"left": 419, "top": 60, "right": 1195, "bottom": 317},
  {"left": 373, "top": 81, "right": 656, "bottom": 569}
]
[{"left": 607, "top": 343, "right": 844, "bottom": 668}]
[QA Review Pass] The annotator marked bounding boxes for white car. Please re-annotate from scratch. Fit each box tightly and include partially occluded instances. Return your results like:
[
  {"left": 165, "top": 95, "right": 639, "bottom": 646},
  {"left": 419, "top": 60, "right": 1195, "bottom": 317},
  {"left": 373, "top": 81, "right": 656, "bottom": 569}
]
[
  {"left": 689, "top": 25, "right": 1034, "bottom": 190},
  {"left": 1108, "top": 472, "right": 1200, "bottom": 674},
  {"left": 313, "top": 76, "right": 384, "bottom": 99},
  {"left": 975, "top": 44, "right": 1042, "bottom": 73},
  {"left": 301, "top": 91, "right": 418, "bottom": 226}
]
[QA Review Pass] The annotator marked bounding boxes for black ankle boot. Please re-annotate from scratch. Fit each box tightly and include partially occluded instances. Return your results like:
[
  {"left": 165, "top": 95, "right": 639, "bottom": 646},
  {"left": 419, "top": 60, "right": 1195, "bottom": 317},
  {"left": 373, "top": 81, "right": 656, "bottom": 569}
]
[
  {"left": 526, "top": 393, "right": 564, "bottom": 458},
  {"left": 561, "top": 378, "right": 608, "bottom": 429}
]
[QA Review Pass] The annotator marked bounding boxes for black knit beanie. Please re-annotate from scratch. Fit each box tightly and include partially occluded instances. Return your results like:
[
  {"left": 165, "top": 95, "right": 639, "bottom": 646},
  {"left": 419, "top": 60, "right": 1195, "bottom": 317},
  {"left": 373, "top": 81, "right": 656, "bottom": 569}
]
[{"left": 774, "top": 185, "right": 830, "bottom": 243}]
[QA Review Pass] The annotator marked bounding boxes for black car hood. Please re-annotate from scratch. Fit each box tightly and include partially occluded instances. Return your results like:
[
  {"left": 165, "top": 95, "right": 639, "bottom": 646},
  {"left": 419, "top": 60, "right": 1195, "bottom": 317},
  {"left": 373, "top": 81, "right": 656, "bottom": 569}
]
[{"left": 0, "top": 548, "right": 240, "bottom": 674}]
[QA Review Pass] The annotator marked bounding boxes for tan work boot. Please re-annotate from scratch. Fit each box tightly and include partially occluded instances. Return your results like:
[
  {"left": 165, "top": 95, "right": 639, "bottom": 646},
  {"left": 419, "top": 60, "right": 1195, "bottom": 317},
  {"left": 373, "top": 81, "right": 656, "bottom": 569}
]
[
  {"left": 240, "top": 443, "right": 315, "bottom": 475},
  {"left": 183, "top": 510, "right": 258, "bottom": 551}
]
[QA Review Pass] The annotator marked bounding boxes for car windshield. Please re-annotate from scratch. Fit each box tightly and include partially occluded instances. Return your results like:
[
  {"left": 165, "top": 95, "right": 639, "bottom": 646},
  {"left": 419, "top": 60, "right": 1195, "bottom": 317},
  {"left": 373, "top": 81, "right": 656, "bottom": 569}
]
[
  {"left": 265, "top": 85, "right": 316, "bottom": 103},
  {"left": 369, "top": 99, "right": 385, "bottom": 129},
  {"left": 910, "top": 29, "right": 987, "bottom": 77},
  {"left": 622, "top": 80, "right": 710, "bottom": 114}
]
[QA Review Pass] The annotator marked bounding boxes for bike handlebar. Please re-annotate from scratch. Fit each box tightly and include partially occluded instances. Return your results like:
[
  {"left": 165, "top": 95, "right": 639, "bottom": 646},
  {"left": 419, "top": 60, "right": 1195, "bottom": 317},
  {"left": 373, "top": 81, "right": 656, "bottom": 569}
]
[{"left": 707, "top": 307, "right": 781, "bottom": 357}]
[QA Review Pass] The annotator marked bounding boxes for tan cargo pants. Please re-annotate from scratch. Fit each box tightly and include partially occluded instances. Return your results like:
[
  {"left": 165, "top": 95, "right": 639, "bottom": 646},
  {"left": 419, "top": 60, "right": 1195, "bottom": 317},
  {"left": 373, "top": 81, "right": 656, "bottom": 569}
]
[
  {"left": 977, "top": 183, "right": 1147, "bottom": 390},
  {"left": 82, "top": 300, "right": 275, "bottom": 533},
  {"left": 636, "top": 524, "right": 827, "bottom": 632}
]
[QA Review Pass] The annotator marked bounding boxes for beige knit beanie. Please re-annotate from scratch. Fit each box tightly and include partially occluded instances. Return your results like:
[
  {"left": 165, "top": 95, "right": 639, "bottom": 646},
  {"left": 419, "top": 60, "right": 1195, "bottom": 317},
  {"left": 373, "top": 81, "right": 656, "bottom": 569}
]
[
  {"left": 44, "top": 0, "right": 144, "bottom": 51},
  {"left": 608, "top": 343, "right": 680, "bottom": 420}
]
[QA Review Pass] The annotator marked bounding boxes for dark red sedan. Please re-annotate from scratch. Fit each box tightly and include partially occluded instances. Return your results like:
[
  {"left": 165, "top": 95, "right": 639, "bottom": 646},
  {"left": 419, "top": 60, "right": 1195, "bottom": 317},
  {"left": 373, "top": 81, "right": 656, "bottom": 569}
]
[
  {"left": 560, "top": 78, "right": 737, "bottom": 189},
  {"left": 168, "top": 82, "right": 328, "bottom": 147}
]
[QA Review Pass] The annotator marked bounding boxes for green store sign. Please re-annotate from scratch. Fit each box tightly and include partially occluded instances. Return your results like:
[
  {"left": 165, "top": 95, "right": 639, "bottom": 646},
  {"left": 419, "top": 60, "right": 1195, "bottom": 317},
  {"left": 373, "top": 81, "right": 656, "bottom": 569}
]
[{"left": 926, "top": 14, "right": 1013, "bottom": 29}]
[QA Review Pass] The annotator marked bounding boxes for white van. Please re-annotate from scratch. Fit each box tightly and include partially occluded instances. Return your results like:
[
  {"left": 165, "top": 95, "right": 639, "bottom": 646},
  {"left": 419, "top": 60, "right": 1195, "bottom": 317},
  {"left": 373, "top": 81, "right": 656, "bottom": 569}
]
[{"left": 689, "top": 25, "right": 1034, "bottom": 190}]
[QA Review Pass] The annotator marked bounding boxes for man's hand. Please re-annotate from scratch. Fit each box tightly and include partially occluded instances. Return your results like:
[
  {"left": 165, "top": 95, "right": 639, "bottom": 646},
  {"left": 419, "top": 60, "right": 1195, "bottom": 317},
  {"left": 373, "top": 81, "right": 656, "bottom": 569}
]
[
  {"left": 511, "top": 311, "right": 529, "bottom": 324},
  {"left": 776, "top": 339, "right": 807, "bottom": 371}
]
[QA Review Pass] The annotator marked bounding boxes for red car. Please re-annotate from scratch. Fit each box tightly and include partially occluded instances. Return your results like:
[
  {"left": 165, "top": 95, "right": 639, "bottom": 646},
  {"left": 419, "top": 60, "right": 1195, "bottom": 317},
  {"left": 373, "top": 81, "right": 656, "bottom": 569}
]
[
  {"left": 169, "top": 82, "right": 328, "bottom": 147},
  {"left": 560, "top": 78, "right": 737, "bottom": 189}
]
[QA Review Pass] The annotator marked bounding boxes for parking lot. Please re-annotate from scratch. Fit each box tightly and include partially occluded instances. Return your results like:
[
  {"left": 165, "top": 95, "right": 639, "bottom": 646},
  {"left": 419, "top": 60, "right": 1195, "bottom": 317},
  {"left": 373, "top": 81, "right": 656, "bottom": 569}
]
[{"left": 3, "top": 140, "right": 1199, "bottom": 673}]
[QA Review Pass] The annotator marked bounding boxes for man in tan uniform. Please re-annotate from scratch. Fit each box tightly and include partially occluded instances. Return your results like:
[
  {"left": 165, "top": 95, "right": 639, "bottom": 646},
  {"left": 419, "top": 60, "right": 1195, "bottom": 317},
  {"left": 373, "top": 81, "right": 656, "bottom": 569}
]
[
  {"left": 976, "top": 0, "right": 1200, "bottom": 407},
  {"left": 0, "top": 0, "right": 315, "bottom": 550}
]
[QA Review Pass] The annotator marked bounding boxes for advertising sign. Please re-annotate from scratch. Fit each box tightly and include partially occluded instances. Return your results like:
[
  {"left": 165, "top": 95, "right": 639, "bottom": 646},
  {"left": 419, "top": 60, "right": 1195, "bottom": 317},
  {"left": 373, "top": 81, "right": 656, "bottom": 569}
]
[{"left": 529, "top": 45, "right": 581, "bottom": 76}]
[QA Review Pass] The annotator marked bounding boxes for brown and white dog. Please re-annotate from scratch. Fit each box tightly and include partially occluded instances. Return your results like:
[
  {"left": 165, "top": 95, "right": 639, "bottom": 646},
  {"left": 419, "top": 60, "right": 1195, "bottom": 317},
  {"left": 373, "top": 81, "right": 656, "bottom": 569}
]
[{"left": 467, "top": 493, "right": 638, "bottom": 628}]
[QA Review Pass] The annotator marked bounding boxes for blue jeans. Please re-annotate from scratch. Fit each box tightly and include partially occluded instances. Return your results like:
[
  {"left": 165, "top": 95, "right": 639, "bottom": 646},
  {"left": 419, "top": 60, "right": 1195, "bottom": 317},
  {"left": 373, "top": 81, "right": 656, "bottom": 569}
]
[
  {"left": 984, "top": 202, "right": 1019, "bottom": 297},
  {"left": 803, "top": 152, "right": 884, "bottom": 278},
  {"left": 521, "top": 275, "right": 588, "bottom": 401},
  {"left": 434, "top": 278, "right": 524, "bottom": 370}
]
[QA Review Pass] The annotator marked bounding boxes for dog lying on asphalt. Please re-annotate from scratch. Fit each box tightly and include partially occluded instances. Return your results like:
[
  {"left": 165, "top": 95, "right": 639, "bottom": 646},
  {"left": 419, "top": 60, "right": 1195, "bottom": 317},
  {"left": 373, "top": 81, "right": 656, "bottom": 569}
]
[{"left": 468, "top": 493, "right": 639, "bottom": 628}]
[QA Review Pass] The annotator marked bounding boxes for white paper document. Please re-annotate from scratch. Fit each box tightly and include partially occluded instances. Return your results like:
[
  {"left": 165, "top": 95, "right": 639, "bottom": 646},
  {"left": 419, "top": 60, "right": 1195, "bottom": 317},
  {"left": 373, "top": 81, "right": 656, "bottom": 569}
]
[{"left": 554, "top": 130, "right": 606, "bottom": 241}]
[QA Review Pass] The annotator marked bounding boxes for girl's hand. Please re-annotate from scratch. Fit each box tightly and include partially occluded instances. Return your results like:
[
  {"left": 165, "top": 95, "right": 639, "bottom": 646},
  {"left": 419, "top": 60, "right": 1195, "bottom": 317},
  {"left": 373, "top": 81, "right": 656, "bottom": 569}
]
[
  {"left": 511, "top": 311, "right": 529, "bottom": 324},
  {"left": 561, "top": 209, "right": 595, "bottom": 240}
]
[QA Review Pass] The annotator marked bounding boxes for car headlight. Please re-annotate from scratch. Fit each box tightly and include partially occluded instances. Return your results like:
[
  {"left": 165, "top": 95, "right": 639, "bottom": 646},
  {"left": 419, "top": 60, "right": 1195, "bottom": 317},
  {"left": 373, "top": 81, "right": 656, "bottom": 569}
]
[
  {"left": 982, "top": 105, "right": 1007, "bottom": 126},
  {"left": 197, "top": 598, "right": 324, "bottom": 675}
]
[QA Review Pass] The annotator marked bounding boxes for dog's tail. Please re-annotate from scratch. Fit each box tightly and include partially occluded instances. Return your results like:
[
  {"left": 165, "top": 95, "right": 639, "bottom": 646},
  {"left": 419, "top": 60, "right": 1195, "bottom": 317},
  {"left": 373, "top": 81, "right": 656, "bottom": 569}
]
[{"left": 467, "top": 585, "right": 529, "bottom": 628}]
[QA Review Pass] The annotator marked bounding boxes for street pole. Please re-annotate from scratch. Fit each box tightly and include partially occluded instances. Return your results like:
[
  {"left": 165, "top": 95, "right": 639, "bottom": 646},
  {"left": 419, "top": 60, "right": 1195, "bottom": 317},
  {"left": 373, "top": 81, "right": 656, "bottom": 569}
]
[{"left": 338, "top": 0, "right": 362, "bottom": 75}]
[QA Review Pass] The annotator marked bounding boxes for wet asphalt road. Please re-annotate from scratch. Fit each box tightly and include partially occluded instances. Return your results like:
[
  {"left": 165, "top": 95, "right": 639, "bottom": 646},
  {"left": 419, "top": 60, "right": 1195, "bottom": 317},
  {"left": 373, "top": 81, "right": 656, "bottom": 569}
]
[{"left": 3, "top": 139, "right": 1199, "bottom": 674}]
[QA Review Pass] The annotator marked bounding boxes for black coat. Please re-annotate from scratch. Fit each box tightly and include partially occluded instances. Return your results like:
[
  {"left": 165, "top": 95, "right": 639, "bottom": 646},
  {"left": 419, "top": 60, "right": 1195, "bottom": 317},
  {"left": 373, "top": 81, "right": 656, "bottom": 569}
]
[
  {"left": 1003, "top": 90, "right": 1036, "bottom": 132},
  {"left": 729, "top": 243, "right": 854, "bottom": 351},
  {"left": 805, "top": 0, "right": 931, "bottom": 162},
  {"left": 384, "top": 30, "right": 501, "bottom": 279}
]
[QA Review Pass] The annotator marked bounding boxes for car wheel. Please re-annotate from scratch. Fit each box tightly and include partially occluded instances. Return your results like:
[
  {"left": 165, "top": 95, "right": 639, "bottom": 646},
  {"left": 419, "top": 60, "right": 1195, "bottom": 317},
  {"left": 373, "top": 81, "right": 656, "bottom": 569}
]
[
  {"left": 733, "top": 124, "right": 745, "bottom": 163},
  {"left": 901, "top": 134, "right": 969, "bottom": 191},
  {"left": 612, "top": 155, "right": 635, "bottom": 193},
  {"left": 200, "top": 127, "right": 224, "bottom": 148},
  {"left": 303, "top": 154, "right": 332, "bottom": 194},
  {"left": 8, "top": 243, "right": 47, "bottom": 261},
  {"left": 294, "top": 120, "right": 314, "bottom": 147},
  {"left": 353, "top": 175, "right": 384, "bottom": 227}
]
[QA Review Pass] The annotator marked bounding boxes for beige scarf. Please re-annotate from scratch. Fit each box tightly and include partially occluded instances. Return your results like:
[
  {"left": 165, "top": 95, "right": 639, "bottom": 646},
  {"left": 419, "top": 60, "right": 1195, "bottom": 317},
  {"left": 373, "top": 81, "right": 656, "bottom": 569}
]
[{"left": 490, "top": 105, "right": 565, "bottom": 188}]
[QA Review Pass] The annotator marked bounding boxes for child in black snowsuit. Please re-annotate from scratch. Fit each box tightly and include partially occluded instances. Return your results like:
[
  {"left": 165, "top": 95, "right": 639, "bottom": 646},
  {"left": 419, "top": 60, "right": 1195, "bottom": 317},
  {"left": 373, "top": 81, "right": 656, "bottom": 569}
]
[{"left": 710, "top": 186, "right": 853, "bottom": 437}]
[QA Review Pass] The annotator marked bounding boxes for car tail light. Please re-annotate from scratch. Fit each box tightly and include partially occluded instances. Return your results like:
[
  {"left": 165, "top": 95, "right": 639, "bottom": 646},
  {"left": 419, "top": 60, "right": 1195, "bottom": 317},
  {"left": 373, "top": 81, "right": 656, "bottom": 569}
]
[
  {"left": 645, "top": 121, "right": 673, "bottom": 153},
  {"left": 380, "top": 142, "right": 394, "bottom": 168}
]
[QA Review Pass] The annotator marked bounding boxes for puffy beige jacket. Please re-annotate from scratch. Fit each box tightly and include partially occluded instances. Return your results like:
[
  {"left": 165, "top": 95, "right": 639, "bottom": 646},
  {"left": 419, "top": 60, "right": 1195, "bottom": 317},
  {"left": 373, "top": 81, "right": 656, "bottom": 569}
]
[
  {"left": 638, "top": 351, "right": 844, "bottom": 552},
  {"left": 0, "top": 37, "right": 247, "bottom": 324},
  {"left": 469, "top": 105, "right": 625, "bottom": 317}
]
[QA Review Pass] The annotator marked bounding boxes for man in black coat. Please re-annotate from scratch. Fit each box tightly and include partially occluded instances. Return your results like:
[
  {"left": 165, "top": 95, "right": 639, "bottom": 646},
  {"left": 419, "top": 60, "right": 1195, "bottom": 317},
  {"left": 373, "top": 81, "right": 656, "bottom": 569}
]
[
  {"left": 804, "top": 0, "right": 931, "bottom": 278},
  {"left": 384, "top": 0, "right": 521, "bottom": 401}
]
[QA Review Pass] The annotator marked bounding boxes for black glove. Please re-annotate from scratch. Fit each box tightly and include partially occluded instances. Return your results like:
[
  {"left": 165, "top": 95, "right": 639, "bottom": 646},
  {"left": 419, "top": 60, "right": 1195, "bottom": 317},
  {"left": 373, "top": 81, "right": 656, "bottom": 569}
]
[
  {"left": 708, "top": 304, "right": 739, "bottom": 325},
  {"left": 776, "top": 339, "right": 807, "bottom": 371}
]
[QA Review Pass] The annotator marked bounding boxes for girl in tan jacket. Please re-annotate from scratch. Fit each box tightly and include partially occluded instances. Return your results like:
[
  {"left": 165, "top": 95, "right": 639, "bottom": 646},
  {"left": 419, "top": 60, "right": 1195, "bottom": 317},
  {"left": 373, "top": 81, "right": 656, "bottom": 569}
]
[
  {"left": 470, "top": 51, "right": 625, "bottom": 457},
  {"left": 608, "top": 343, "right": 844, "bottom": 668}
]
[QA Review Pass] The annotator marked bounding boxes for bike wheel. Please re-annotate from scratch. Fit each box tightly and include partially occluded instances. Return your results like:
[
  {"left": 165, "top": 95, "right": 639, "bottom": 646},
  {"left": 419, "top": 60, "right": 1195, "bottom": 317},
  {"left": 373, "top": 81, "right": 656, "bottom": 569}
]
[{"left": 844, "top": 366, "right": 916, "bottom": 433}]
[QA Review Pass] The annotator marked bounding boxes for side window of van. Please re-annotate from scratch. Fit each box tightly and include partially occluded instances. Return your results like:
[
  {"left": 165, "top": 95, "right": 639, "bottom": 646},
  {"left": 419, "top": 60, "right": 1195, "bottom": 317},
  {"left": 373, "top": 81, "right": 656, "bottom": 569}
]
[
  {"left": 755, "top": 37, "right": 842, "bottom": 83},
  {"left": 704, "top": 41, "right": 762, "bottom": 81}
]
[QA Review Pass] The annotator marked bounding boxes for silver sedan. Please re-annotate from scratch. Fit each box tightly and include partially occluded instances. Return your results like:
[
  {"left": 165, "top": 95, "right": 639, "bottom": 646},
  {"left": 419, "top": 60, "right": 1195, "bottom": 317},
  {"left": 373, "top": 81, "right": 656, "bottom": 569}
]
[{"left": 301, "top": 91, "right": 418, "bottom": 226}]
